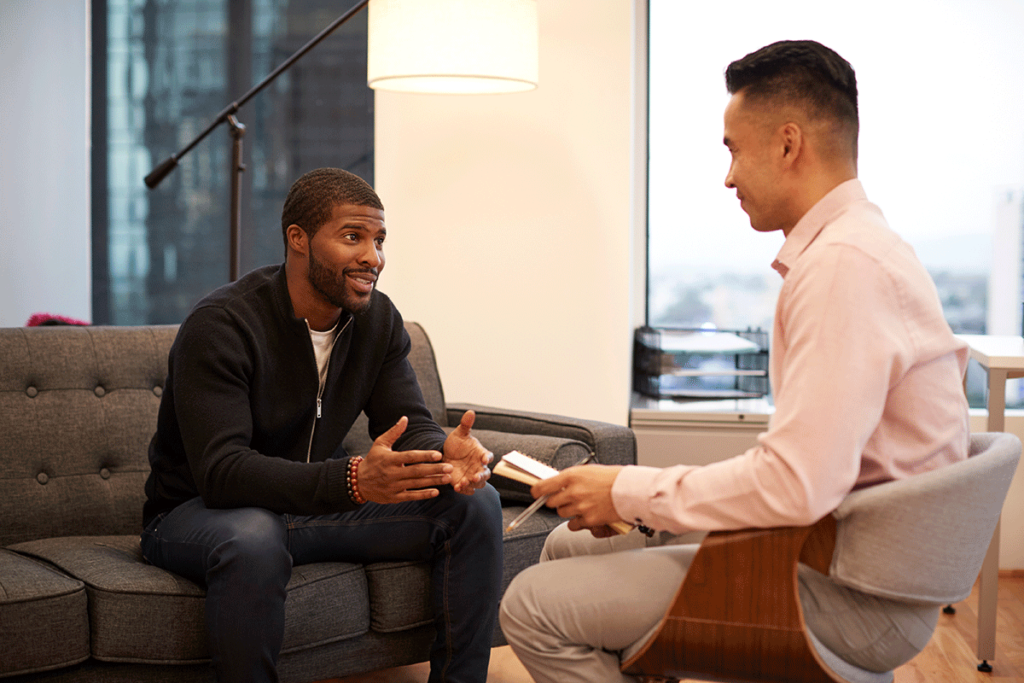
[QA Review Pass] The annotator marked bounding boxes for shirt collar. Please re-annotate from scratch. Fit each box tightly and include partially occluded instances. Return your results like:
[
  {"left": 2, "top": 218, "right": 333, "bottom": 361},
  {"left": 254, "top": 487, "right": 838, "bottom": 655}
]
[{"left": 771, "top": 178, "right": 867, "bottom": 278}]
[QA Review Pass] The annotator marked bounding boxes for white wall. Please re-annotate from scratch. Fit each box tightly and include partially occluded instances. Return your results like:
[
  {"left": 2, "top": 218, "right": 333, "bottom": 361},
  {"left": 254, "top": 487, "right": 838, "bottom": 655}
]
[
  {"left": 374, "top": 0, "right": 638, "bottom": 426},
  {"left": 0, "top": 0, "right": 92, "bottom": 327}
]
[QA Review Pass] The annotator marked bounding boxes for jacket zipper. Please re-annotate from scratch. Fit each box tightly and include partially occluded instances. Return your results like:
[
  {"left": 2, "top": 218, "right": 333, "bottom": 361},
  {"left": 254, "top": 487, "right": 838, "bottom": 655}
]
[{"left": 306, "top": 317, "right": 351, "bottom": 462}]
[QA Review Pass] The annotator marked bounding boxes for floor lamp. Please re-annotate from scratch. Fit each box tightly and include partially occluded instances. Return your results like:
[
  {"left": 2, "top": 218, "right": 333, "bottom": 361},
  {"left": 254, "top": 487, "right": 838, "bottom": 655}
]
[{"left": 144, "top": 0, "right": 538, "bottom": 282}]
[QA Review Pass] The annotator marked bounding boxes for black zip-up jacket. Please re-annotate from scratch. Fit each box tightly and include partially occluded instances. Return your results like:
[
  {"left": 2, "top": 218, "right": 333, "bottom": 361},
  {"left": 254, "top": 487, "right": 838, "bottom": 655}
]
[{"left": 143, "top": 265, "right": 447, "bottom": 526}]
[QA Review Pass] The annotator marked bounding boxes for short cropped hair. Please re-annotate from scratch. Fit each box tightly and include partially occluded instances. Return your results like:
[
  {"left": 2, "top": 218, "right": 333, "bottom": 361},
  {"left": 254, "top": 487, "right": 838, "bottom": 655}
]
[
  {"left": 725, "top": 40, "right": 859, "bottom": 159},
  {"left": 280, "top": 168, "right": 384, "bottom": 248}
]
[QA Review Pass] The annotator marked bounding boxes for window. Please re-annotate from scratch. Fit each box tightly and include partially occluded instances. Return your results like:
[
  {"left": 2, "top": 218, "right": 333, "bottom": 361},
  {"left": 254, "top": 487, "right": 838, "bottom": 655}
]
[
  {"left": 647, "top": 0, "right": 1024, "bottom": 406},
  {"left": 92, "top": 0, "right": 374, "bottom": 325}
]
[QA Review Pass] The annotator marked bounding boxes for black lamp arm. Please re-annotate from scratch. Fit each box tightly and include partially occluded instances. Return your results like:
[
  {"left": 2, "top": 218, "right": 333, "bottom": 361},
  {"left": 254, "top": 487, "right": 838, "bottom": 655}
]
[{"left": 143, "top": 0, "right": 370, "bottom": 190}]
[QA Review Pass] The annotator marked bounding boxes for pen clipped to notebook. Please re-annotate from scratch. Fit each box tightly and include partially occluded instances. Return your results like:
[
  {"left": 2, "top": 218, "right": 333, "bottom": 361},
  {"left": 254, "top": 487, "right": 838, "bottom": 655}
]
[{"left": 497, "top": 452, "right": 633, "bottom": 535}]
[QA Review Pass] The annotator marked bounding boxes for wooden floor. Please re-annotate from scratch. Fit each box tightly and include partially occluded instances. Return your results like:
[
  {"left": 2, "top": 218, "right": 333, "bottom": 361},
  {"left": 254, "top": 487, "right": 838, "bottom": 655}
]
[
  {"left": 893, "top": 574, "right": 1024, "bottom": 683},
  {"left": 323, "top": 574, "right": 1024, "bottom": 683}
]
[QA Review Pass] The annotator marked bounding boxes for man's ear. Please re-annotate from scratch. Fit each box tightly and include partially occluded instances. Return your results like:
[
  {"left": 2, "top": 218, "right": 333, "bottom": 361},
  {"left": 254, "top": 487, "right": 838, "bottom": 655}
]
[
  {"left": 780, "top": 122, "right": 803, "bottom": 164},
  {"left": 285, "top": 224, "right": 308, "bottom": 257}
]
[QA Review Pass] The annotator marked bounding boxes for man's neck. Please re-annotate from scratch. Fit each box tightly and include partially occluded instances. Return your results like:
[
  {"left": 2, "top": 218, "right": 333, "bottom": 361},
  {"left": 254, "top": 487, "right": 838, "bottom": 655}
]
[
  {"left": 284, "top": 258, "right": 343, "bottom": 331},
  {"left": 783, "top": 167, "right": 858, "bottom": 236}
]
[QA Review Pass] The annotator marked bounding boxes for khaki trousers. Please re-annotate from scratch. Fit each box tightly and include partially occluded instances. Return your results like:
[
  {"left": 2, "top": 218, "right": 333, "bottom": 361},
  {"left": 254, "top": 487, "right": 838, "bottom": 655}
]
[{"left": 499, "top": 523, "right": 699, "bottom": 683}]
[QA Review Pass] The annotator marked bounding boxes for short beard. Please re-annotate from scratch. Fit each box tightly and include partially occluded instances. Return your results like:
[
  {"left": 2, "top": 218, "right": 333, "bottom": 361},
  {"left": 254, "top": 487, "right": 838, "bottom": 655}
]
[{"left": 307, "top": 243, "right": 373, "bottom": 313}]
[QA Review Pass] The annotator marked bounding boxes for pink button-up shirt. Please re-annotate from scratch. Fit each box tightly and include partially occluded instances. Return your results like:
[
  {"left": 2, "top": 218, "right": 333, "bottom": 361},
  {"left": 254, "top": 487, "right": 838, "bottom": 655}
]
[{"left": 614, "top": 180, "right": 970, "bottom": 534}]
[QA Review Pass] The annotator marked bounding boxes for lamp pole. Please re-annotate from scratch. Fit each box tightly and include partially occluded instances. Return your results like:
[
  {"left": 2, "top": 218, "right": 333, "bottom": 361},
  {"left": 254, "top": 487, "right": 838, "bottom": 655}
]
[{"left": 144, "top": 0, "right": 370, "bottom": 282}]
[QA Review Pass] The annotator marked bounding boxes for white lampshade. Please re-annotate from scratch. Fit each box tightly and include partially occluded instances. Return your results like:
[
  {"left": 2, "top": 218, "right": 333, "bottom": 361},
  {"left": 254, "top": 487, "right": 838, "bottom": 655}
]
[{"left": 367, "top": 0, "right": 539, "bottom": 94}]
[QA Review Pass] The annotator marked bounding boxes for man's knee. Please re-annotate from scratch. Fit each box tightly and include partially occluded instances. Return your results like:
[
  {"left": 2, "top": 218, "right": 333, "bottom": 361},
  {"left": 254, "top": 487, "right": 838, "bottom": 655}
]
[
  {"left": 438, "top": 483, "right": 503, "bottom": 535},
  {"left": 209, "top": 508, "right": 290, "bottom": 584},
  {"left": 468, "top": 482, "right": 502, "bottom": 521}
]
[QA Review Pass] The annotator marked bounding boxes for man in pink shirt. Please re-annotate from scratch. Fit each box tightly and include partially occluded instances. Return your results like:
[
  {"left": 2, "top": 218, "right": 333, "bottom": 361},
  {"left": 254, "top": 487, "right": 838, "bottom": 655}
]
[{"left": 500, "top": 40, "right": 970, "bottom": 682}]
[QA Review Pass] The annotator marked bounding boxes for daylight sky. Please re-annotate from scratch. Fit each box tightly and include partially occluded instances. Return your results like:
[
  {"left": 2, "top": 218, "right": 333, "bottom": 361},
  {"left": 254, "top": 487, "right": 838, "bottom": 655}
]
[{"left": 648, "top": 0, "right": 1024, "bottom": 275}]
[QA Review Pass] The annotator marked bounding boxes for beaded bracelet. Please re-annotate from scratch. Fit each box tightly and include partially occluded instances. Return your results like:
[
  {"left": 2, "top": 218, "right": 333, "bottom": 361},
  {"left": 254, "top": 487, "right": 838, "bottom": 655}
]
[{"left": 347, "top": 456, "right": 366, "bottom": 505}]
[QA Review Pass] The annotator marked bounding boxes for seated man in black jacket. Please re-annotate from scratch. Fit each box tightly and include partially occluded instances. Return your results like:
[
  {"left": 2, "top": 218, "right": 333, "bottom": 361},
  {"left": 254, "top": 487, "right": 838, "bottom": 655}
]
[{"left": 141, "top": 167, "right": 503, "bottom": 683}]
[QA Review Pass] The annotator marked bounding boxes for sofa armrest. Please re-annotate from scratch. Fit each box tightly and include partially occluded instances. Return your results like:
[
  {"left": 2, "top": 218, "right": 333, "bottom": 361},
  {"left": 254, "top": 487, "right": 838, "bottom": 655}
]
[{"left": 447, "top": 402, "right": 636, "bottom": 468}]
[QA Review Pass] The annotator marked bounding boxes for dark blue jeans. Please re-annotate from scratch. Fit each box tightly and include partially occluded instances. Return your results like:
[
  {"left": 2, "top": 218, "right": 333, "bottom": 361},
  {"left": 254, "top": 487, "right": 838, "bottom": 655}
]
[{"left": 140, "top": 484, "right": 503, "bottom": 683}]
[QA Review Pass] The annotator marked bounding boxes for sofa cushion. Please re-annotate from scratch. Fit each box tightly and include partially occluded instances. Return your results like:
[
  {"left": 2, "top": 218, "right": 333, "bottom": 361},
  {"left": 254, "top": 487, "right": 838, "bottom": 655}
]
[
  {"left": 0, "top": 325, "right": 178, "bottom": 547},
  {"left": 0, "top": 548, "right": 90, "bottom": 677},
  {"left": 8, "top": 536, "right": 371, "bottom": 664},
  {"left": 364, "top": 561, "right": 433, "bottom": 632}
]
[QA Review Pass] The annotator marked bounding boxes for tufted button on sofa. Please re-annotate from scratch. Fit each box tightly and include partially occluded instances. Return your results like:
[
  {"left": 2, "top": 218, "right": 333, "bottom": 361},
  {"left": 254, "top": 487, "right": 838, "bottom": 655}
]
[{"left": 0, "top": 323, "right": 636, "bottom": 682}]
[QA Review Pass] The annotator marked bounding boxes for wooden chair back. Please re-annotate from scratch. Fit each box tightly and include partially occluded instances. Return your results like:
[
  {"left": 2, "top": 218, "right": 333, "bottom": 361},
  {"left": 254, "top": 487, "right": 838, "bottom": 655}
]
[{"left": 621, "top": 515, "right": 842, "bottom": 683}]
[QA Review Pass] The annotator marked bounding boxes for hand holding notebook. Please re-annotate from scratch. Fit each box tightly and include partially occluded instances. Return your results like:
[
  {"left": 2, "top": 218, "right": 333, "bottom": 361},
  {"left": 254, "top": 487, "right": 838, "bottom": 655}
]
[{"left": 496, "top": 451, "right": 634, "bottom": 535}]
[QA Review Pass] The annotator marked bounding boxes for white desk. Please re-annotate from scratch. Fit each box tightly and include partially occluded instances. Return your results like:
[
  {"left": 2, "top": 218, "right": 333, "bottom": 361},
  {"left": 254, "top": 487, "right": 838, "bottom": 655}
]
[{"left": 956, "top": 334, "right": 1024, "bottom": 668}]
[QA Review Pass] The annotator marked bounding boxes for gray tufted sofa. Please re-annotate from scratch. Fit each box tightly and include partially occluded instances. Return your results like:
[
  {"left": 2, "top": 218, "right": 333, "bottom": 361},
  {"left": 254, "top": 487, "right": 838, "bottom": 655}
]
[{"left": 0, "top": 322, "right": 636, "bottom": 682}]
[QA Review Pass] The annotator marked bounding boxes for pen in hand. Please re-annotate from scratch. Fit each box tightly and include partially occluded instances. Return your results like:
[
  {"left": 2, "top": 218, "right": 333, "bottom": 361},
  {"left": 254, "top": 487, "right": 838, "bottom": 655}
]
[{"left": 504, "top": 453, "right": 595, "bottom": 532}]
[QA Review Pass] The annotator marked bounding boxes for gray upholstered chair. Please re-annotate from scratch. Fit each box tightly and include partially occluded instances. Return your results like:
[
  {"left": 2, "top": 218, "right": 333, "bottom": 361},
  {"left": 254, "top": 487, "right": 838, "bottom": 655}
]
[{"left": 621, "top": 431, "right": 1021, "bottom": 683}]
